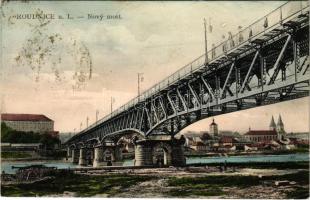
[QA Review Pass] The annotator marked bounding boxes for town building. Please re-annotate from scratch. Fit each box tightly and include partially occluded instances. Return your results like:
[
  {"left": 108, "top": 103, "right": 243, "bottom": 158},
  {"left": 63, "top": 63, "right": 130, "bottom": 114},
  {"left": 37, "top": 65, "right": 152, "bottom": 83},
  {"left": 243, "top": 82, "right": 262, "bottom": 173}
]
[
  {"left": 285, "top": 132, "right": 310, "bottom": 140},
  {"left": 209, "top": 119, "right": 218, "bottom": 136},
  {"left": 244, "top": 115, "right": 285, "bottom": 143},
  {"left": 190, "top": 141, "right": 209, "bottom": 152},
  {"left": 1, "top": 113, "right": 58, "bottom": 137},
  {"left": 244, "top": 129, "right": 278, "bottom": 143},
  {"left": 183, "top": 131, "right": 211, "bottom": 152},
  {"left": 1, "top": 143, "right": 42, "bottom": 152},
  {"left": 219, "top": 136, "right": 238, "bottom": 146}
]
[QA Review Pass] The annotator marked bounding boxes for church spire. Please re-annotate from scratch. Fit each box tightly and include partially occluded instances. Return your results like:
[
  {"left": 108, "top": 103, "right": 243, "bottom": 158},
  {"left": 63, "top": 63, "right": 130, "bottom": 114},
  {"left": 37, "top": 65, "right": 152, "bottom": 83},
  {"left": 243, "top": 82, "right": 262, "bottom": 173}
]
[
  {"left": 277, "top": 114, "right": 284, "bottom": 127},
  {"left": 269, "top": 115, "right": 276, "bottom": 130},
  {"left": 276, "top": 114, "right": 285, "bottom": 134}
]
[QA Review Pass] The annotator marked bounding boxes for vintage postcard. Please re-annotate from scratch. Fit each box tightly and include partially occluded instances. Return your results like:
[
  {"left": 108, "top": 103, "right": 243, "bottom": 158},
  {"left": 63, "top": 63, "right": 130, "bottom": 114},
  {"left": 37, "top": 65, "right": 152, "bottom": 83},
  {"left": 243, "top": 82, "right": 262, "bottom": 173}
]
[{"left": 0, "top": 0, "right": 309, "bottom": 198}]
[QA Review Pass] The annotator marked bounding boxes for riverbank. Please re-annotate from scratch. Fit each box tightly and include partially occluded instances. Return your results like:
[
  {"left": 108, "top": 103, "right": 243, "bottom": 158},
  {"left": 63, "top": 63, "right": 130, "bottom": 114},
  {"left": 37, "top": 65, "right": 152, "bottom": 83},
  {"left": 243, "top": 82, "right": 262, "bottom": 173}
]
[
  {"left": 1, "top": 150, "right": 67, "bottom": 162},
  {"left": 1, "top": 164, "right": 309, "bottom": 198},
  {"left": 2, "top": 153, "right": 309, "bottom": 174},
  {"left": 1, "top": 157, "right": 66, "bottom": 162},
  {"left": 185, "top": 148, "right": 309, "bottom": 157}
]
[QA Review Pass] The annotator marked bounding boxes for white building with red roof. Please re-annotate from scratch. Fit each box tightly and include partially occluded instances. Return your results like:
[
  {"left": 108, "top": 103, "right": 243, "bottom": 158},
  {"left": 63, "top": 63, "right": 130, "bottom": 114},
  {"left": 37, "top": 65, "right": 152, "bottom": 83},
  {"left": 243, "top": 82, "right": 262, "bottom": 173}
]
[
  {"left": 1, "top": 113, "right": 55, "bottom": 134},
  {"left": 244, "top": 129, "right": 279, "bottom": 143},
  {"left": 244, "top": 115, "right": 285, "bottom": 143}
]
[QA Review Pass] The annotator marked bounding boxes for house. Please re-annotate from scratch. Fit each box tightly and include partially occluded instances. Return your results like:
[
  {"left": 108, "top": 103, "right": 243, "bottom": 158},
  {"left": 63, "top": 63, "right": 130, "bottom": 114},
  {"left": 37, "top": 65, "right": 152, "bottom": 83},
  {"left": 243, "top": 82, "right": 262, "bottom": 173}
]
[
  {"left": 244, "top": 130, "right": 279, "bottom": 143},
  {"left": 218, "top": 144, "right": 236, "bottom": 152},
  {"left": 185, "top": 136, "right": 209, "bottom": 152},
  {"left": 219, "top": 136, "right": 238, "bottom": 146},
  {"left": 276, "top": 139, "right": 296, "bottom": 150},
  {"left": 190, "top": 141, "right": 209, "bottom": 151},
  {"left": 1, "top": 113, "right": 56, "bottom": 136}
]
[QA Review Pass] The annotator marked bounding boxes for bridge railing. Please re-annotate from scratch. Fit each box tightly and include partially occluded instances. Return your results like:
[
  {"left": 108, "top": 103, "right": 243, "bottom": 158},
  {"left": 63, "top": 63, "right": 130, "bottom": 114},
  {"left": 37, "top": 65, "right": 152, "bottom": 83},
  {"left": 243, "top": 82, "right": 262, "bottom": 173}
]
[
  {"left": 72, "top": 1, "right": 309, "bottom": 140},
  {"left": 133, "top": 1, "right": 308, "bottom": 106}
]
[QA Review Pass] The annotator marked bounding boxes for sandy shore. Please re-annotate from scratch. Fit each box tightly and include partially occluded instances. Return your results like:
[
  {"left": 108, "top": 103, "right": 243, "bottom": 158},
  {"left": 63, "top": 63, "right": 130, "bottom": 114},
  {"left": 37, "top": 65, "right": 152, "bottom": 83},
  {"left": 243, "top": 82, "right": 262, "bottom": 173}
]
[
  {"left": 76, "top": 166, "right": 302, "bottom": 177},
  {"left": 2, "top": 164, "right": 308, "bottom": 198}
]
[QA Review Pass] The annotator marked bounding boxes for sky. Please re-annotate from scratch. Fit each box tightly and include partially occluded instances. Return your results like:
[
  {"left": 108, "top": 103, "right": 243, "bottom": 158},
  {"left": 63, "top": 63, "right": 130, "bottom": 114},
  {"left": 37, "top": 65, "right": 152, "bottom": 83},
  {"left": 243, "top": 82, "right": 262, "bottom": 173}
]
[{"left": 0, "top": 1, "right": 309, "bottom": 134}]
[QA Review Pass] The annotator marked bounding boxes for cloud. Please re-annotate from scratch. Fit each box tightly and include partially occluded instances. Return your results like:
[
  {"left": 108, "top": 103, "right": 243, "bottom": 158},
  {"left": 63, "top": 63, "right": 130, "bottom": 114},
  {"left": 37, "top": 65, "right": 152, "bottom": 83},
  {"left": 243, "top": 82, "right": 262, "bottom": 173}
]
[{"left": 1, "top": 1, "right": 306, "bottom": 133}]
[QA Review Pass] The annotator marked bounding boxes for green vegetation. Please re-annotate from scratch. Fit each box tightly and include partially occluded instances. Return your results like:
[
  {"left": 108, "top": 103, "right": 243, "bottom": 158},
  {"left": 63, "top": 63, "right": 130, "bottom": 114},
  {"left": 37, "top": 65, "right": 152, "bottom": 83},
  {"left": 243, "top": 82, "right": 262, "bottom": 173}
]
[
  {"left": 189, "top": 161, "right": 309, "bottom": 169},
  {"left": 167, "top": 186, "right": 224, "bottom": 197},
  {"left": 286, "top": 186, "right": 309, "bottom": 199},
  {"left": 1, "top": 122, "right": 40, "bottom": 143},
  {"left": 168, "top": 175, "right": 260, "bottom": 188},
  {"left": 1, "top": 152, "right": 32, "bottom": 159},
  {"left": 1, "top": 122, "right": 60, "bottom": 148},
  {"left": 287, "top": 147, "right": 309, "bottom": 153},
  {"left": 1, "top": 173, "right": 154, "bottom": 197},
  {"left": 1, "top": 170, "right": 308, "bottom": 198},
  {"left": 166, "top": 170, "right": 309, "bottom": 198},
  {"left": 43, "top": 150, "right": 67, "bottom": 158}
]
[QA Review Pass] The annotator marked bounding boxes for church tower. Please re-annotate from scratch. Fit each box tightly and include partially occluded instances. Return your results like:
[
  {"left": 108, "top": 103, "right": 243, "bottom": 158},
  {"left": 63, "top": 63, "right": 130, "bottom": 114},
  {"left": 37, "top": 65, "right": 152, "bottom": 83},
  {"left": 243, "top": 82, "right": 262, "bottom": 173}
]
[
  {"left": 269, "top": 116, "right": 276, "bottom": 130},
  {"left": 209, "top": 118, "right": 218, "bottom": 137},
  {"left": 276, "top": 114, "right": 285, "bottom": 134}
]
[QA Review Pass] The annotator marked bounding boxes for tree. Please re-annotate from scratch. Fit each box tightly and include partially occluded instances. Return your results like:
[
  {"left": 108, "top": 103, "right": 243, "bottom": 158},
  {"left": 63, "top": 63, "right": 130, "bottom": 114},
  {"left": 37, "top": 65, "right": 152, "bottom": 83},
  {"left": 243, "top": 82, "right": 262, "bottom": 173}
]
[{"left": 1, "top": 122, "right": 59, "bottom": 146}]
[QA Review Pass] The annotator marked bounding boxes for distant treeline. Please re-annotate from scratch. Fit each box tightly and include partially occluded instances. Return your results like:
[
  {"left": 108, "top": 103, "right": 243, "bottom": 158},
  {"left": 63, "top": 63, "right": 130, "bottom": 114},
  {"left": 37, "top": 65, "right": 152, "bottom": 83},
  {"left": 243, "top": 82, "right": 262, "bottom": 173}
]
[{"left": 1, "top": 122, "right": 60, "bottom": 148}]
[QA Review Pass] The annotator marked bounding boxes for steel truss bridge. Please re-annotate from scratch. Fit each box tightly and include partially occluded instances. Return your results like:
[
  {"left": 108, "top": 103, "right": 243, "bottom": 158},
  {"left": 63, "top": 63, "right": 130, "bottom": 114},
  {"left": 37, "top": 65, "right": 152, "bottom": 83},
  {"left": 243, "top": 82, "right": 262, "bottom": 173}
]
[{"left": 66, "top": 1, "right": 309, "bottom": 146}]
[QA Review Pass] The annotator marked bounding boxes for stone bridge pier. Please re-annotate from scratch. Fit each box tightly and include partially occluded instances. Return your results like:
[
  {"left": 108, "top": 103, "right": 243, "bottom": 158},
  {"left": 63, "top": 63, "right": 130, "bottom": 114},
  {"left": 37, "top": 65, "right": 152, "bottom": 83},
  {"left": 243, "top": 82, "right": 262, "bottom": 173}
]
[
  {"left": 92, "top": 144, "right": 123, "bottom": 167},
  {"left": 71, "top": 148, "right": 80, "bottom": 164},
  {"left": 134, "top": 135, "right": 186, "bottom": 167},
  {"left": 66, "top": 147, "right": 72, "bottom": 161},
  {"left": 77, "top": 147, "right": 94, "bottom": 166},
  {"left": 67, "top": 144, "right": 122, "bottom": 167},
  {"left": 78, "top": 147, "right": 88, "bottom": 166}
]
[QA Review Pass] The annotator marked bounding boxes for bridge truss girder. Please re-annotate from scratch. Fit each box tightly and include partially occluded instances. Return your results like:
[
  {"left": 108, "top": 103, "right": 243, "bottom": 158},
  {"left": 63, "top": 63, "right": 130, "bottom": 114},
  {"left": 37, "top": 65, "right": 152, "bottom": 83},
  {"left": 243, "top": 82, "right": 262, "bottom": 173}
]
[{"left": 67, "top": 12, "right": 309, "bottom": 147}]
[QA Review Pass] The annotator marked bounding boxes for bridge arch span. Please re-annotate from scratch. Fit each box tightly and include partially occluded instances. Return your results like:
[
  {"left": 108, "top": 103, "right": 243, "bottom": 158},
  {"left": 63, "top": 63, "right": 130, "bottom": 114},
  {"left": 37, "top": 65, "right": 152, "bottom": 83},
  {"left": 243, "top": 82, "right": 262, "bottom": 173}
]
[
  {"left": 100, "top": 128, "right": 146, "bottom": 143},
  {"left": 65, "top": 2, "right": 309, "bottom": 151}
]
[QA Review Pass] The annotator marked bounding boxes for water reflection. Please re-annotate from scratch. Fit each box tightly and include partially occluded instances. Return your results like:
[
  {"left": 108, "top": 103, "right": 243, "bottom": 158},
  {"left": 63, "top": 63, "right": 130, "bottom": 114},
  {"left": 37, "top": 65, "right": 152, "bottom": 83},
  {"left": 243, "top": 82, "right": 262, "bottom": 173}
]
[{"left": 2, "top": 153, "right": 309, "bottom": 174}]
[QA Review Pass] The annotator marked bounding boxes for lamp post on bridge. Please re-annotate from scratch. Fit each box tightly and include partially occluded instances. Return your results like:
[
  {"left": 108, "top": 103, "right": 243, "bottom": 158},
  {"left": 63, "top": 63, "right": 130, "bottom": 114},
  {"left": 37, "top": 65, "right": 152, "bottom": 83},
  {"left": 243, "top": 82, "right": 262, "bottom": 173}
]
[
  {"left": 204, "top": 18, "right": 208, "bottom": 64},
  {"left": 138, "top": 73, "right": 144, "bottom": 101},
  {"left": 111, "top": 97, "right": 115, "bottom": 114},
  {"left": 204, "top": 17, "right": 213, "bottom": 65},
  {"left": 86, "top": 116, "right": 89, "bottom": 128},
  {"left": 96, "top": 109, "right": 99, "bottom": 125}
]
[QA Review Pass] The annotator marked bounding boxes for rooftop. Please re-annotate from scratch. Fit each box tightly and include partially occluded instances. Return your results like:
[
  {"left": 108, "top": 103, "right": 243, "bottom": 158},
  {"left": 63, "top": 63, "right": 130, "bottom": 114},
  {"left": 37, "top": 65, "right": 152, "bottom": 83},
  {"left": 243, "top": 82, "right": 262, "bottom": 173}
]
[
  {"left": 1, "top": 113, "right": 53, "bottom": 122},
  {"left": 245, "top": 130, "right": 277, "bottom": 136}
]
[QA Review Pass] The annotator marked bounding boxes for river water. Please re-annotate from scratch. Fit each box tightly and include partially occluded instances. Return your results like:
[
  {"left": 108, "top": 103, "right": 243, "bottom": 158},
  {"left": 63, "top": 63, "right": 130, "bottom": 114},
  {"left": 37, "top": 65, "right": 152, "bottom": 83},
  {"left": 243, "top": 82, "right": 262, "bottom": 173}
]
[{"left": 2, "top": 153, "right": 309, "bottom": 174}]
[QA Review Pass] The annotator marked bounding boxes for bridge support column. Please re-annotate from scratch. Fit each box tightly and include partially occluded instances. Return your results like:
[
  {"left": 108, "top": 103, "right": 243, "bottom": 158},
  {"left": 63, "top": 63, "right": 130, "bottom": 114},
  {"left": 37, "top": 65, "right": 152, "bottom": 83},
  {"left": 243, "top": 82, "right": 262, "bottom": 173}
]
[
  {"left": 78, "top": 147, "right": 87, "bottom": 166},
  {"left": 171, "top": 144, "right": 186, "bottom": 166},
  {"left": 171, "top": 136, "right": 186, "bottom": 167},
  {"left": 93, "top": 146, "right": 104, "bottom": 168},
  {"left": 114, "top": 147, "right": 123, "bottom": 161},
  {"left": 72, "top": 149, "right": 79, "bottom": 164},
  {"left": 133, "top": 136, "right": 186, "bottom": 167},
  {"left": 86, "top": 148, "right": 94, "bottom": 165},
  {"left": 134, "top": 141, "right": 153, "bottom": 166},
  {"left": 111, "top": 147, "right": 123, "bottom": 166},
  {"left": 67, "top": 147, "right": 72, "bottom": 158},
  {"left": 66, "top": 147, "right": 72, "bottom": 161}
]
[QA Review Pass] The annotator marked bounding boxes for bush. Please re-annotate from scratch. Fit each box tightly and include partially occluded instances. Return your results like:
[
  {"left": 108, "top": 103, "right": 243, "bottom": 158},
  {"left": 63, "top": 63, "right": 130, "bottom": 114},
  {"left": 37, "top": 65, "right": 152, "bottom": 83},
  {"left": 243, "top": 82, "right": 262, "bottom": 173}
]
[
  {"left": 1, "top": 152, "right": 32, "bottom": 158},
  {"left": 1, "top": 122, "right": 60, "bottom": 147}
]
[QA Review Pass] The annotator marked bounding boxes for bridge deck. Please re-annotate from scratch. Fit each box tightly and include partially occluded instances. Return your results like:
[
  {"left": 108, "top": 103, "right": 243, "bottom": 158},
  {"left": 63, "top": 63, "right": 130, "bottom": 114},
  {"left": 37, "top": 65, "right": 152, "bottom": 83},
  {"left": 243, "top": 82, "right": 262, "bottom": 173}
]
[{"left": 67, "top": 1, "right": 309, "bottom": 145}]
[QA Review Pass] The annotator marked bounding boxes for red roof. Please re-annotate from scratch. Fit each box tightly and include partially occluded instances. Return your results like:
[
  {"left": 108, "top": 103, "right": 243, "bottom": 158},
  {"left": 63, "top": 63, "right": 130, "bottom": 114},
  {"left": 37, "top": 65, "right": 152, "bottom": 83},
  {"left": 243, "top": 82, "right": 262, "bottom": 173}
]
[
  {"left": 219, "top": 136, "right": 237, "bottom": 143},
  {"left": 245, "top": 130, "right": 277, "bottom": 136},
  {"left": 1, "top": 113, "right": 53, "bottom": 122},
  {"left": 192, "top": 141, "right": 205, "bottom": 146}
]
